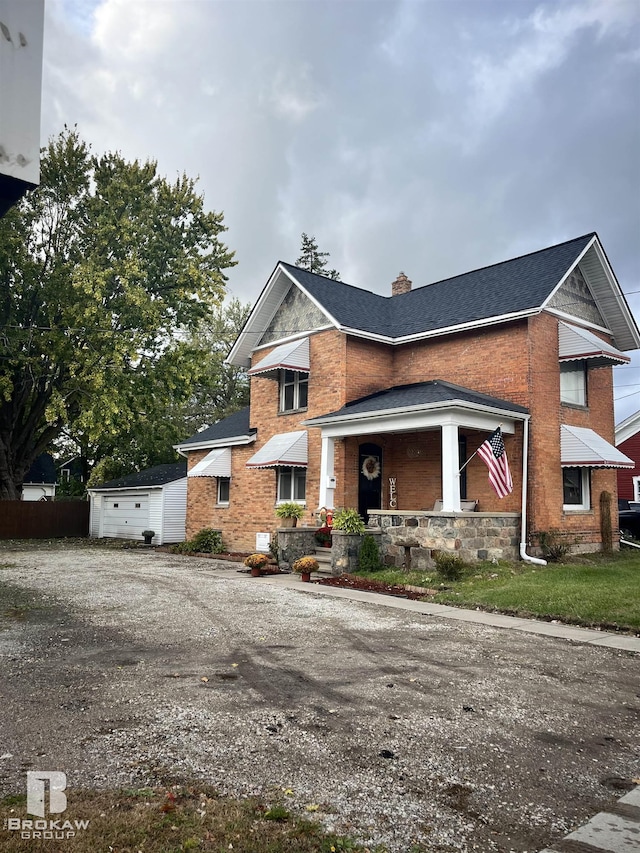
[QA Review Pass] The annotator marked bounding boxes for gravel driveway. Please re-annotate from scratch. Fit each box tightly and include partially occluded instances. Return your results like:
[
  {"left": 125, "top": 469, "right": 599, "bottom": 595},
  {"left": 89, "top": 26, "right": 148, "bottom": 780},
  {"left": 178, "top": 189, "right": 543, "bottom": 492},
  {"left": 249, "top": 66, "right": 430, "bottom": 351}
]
[{"left": 0, "top": 544, "right": 638, "bottom": 852}]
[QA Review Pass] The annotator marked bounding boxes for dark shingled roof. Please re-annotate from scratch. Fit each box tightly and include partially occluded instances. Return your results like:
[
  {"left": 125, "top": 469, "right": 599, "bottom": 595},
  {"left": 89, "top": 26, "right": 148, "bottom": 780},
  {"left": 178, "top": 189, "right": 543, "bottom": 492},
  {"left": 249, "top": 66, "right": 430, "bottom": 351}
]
[
  {"left": 280, "top": 233, "right": 596, "bottom": 338},
  {"left": 25, "top": 453, "right": 56, "bottom": 484},
  {"left": 178, "top": 406, "right": 254, "bottom": 447},
  {"left": 92, "top": 460, "right": 187, "bottom": 490},
  {"left": 307, "top": 380, "right": 529, "bottom": 422}
]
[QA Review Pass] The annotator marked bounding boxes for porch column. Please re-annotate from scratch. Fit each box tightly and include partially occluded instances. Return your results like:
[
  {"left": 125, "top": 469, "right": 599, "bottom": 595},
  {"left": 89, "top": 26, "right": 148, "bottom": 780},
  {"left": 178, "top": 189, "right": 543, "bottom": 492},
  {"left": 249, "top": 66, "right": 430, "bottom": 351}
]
[
  {"left": 318, "top": 435, "right": 336, "bottom": 509},
  {"left": 441, "top": 423, "right": 461, "bottom": 512}
]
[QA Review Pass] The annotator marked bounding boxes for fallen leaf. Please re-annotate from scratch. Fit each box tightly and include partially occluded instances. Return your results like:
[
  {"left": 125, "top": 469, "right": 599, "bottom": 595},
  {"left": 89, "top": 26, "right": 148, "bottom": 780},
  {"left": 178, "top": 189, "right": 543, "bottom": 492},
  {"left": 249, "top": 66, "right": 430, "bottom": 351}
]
[
  {"left": 201, "top": 676, "right": 209, "bottom": 683},
  {"left": 231, "top": 663, "right": 239, "bottom": 668},
  {"left": 305, "top": 804, "right": 319, "bottom": 811}
]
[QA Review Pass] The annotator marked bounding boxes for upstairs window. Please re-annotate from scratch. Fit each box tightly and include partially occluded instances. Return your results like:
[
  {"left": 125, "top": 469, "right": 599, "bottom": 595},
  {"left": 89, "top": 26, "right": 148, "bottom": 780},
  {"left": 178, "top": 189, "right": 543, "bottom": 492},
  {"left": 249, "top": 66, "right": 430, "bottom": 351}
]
[
  {"left": 280, "top": 370, "right": 308, "bottom": 412},
  {"left": 560, "top": 362, "right": 587, "bottom": 407},
  {"left": 277, "top": 466, "right": 306, "bottom": 503}
]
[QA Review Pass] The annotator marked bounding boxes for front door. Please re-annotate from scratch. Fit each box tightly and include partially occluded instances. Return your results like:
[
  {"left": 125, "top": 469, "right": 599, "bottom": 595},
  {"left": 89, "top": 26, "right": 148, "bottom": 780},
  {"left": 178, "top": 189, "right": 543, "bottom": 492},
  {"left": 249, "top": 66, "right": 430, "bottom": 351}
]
[{"left": 358, "top": 442, "right": 382, "bottom": 520}]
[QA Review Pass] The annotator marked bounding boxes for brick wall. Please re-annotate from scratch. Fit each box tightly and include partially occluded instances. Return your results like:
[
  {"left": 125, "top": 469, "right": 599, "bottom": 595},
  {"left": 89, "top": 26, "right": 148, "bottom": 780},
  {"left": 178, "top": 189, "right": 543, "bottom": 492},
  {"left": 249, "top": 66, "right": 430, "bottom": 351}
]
[
  {"left": 187, "top": 330, "right": 349, "bottom": 552},
  {"left": 527, "top": 312, "right": 619, "bottom": 549}
]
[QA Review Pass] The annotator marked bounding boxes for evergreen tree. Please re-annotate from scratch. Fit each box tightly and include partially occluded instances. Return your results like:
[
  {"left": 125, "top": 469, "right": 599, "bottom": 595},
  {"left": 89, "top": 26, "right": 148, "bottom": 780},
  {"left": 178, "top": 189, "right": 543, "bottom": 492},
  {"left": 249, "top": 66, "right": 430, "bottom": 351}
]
[{"left": 295, "top": 232, "right": 340, "bottom": 279}]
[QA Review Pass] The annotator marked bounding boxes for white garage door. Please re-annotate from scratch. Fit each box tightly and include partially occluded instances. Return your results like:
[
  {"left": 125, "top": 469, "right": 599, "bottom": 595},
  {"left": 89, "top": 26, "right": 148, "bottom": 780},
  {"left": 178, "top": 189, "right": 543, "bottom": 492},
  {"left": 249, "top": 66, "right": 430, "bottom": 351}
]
[{"left": 102, "top": 494, "right": 150, "bottom": 539}]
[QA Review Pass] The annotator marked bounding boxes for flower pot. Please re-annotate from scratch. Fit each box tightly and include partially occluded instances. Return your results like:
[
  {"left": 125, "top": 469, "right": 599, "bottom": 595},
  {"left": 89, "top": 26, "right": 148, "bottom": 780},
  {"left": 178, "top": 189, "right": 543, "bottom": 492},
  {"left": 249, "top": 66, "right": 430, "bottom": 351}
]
[
  {"left": 279, "top": 517, "right": 297, "bottom": 528},
  {"left": 250, "top": 566, "right": 262, "bottom": 577},
  {"left": 300, "top": 571, "right": 311, "bottom": 583}
]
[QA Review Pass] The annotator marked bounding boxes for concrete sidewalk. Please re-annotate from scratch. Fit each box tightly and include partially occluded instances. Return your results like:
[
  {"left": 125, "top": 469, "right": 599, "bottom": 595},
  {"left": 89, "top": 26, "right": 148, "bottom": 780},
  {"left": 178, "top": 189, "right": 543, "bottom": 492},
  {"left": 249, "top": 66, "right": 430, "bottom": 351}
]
[
  {"left": 248, "top": 570, "right": 640, "bottom": 652},
  {"left": 540, "top": 784, "right": 640, "bottom": 853}
]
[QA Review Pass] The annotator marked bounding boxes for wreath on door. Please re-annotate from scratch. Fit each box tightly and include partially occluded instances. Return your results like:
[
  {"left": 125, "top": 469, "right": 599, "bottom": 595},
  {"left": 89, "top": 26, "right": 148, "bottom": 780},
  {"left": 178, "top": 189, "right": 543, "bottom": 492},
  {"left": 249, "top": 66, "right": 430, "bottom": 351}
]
[{"left": 361, "top": 455, "right": 381, "bottom": 480}]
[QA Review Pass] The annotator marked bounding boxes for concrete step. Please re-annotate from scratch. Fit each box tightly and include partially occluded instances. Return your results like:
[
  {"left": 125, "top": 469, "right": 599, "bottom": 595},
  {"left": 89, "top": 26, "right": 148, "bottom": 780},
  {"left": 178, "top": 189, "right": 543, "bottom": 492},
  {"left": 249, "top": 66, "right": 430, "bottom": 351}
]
[{"left": 313, "top": 548, "right": 332, "bottom": 574}]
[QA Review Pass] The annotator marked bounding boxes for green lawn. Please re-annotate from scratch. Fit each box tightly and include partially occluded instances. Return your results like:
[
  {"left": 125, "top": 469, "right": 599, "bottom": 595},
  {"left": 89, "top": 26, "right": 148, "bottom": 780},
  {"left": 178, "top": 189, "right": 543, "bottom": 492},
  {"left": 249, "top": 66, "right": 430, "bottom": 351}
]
[
  {"left": 0, "top": 786, "right": 382, "bottom": 853},
  {"left": 355, "top": 549, "right": 640, "bottom": 632}
]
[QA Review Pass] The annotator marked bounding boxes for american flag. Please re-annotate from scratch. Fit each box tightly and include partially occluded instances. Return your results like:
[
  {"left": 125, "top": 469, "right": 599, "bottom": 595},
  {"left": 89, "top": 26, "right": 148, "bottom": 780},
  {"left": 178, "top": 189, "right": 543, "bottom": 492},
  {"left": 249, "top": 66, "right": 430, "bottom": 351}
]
[{"left": 477, "top": 428, "right": 513, "bottom": 499}]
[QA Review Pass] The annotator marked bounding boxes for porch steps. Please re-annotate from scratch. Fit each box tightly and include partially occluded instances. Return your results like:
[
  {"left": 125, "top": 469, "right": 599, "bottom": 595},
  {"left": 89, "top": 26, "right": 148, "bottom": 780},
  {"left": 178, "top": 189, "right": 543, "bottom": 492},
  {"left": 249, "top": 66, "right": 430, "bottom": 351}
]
[{"left": 312, "top": 548, "right": 332, "bottom": 575}]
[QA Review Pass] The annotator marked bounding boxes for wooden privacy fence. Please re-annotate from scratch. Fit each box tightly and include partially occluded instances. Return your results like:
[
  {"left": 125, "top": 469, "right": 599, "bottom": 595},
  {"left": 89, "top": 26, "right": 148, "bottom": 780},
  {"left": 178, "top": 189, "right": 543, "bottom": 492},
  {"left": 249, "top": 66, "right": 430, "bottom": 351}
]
[{"left": 0, "top": 501, "right": 89, "bottom": 539}]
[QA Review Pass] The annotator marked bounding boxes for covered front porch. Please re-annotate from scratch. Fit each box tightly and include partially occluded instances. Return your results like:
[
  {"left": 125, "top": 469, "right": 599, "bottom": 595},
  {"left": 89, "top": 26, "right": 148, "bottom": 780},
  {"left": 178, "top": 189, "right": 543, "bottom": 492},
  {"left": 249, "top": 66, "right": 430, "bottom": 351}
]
[{"left": 303, "top": 380, "right": 531, "bottom": 564}]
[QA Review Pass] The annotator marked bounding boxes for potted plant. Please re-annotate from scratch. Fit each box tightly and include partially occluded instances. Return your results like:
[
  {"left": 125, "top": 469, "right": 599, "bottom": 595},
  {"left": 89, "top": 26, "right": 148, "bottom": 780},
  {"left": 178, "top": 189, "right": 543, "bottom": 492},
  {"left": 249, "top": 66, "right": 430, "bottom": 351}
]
[
  {"left": 332, "top": 508, "right": 366, "bottom": 534},
  {"left": 141, "top": 529, "right": 155, "bottom": 545},
  {"left": 314, "top": 525, "right": 332, "bottom": 547},
  {"left": 292, "top": 555, "right": 319, "bottom": 582},
  {"left": 275, "top": 502, "right": 304, "bottom": 528},
  {"left": 244, "top": 553, "right": 270, "bottom": 577}
]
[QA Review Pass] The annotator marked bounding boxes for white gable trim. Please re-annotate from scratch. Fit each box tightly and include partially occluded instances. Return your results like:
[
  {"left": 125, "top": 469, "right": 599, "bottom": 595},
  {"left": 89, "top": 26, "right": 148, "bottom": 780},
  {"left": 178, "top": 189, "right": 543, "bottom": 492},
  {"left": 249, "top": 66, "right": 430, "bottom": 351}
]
[
  {"left": 616, "top": 410, "right": 640, "bottom": 446},
  {"left": 541, "top": 237, "right": 639, "bottom": 352},
  {"left": 226, "top": 264, "right": 339, "bottom": 367}
]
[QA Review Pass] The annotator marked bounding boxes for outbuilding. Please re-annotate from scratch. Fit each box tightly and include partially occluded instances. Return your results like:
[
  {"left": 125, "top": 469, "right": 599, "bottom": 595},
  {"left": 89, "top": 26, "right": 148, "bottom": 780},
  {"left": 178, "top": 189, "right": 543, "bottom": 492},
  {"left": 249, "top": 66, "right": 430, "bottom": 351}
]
[{"left": 88, "top": 461, "right": 187, "bottom": 545}]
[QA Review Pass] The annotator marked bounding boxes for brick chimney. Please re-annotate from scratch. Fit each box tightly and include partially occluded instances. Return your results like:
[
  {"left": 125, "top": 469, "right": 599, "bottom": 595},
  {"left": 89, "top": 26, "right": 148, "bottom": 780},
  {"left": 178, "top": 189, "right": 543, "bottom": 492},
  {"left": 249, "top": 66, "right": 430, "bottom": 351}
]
[{"left": 391, "top": 271, "right": 412, "bottom": 296}]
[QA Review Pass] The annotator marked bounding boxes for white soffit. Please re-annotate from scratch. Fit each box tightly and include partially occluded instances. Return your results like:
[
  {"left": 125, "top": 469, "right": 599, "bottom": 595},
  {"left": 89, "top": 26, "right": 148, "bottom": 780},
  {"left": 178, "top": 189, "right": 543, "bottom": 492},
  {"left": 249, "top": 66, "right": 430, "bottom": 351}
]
[
  {"left": 561, "top": 425, "right": 634, "bottom": 468},
  {"left": 246, "top": 431, "right": 308, "bottom": 468},
  {"left": 188, "top": 447, "right": 232, "bottom": 478},
  {"left": 558, "top": 322, "right": 630, "bottom": 366},
  {"left": 247, "top": 338, "right": 310, "bottom": 376}
]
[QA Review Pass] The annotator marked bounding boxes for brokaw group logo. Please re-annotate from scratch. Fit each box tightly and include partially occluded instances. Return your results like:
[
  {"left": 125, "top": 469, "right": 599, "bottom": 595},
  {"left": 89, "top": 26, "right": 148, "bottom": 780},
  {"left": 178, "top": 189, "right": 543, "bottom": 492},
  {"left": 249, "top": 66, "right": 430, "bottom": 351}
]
[{"left": 3, "top": 772, "right": 90, "bottom": 840}]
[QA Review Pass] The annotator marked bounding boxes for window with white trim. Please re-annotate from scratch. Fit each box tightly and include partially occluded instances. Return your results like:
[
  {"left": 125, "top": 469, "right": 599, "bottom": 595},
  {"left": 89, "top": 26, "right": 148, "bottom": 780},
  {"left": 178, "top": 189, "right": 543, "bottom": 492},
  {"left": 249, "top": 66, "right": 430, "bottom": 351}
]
[
  {"left": 560, "top": 362, "right": 587, "bottom": 406},
  {"left": 277, "top": 467, "right": 306, "bottom": 503},
  {"left": 217, "top": 477, "right": 230, "bottom": 505},
  {"left": 633, "top": 476, "right": 640, "bottom": 503},
  {"left": 563, "top": 467, "right": 590, "bottom": 510},
  {"left": 279, "top": 370, "right": 308, "bottom": 412}
]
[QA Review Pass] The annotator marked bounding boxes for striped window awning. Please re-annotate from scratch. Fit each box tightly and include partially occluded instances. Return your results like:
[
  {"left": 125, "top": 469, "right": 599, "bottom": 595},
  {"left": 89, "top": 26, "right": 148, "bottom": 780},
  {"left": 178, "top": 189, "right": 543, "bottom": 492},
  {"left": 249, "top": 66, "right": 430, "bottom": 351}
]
[
  {"left": 247, "top": 338, "right": 310, "bottom": 377},
  {"left": 188, "top": 447, "right": 232, "bottom": 478},
  {"left": 560, "top": 425, "right": 634, "bottom": 468},
  {"left": 558, "top": 322, "right": 630, "bottom": 366},
  {"left": 246, "top": 431, "right": 308, "bottom": 468}
]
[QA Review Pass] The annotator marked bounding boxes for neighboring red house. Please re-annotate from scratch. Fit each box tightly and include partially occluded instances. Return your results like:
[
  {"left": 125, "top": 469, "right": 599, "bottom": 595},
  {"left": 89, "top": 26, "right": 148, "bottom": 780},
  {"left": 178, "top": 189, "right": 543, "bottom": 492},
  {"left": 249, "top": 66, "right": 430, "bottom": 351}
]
[
  {"left": 616, "top": 411, "right": 640, "bottom": 503},
  {"left": 176, "top": 233, "right": 638, "bottom": 561}
]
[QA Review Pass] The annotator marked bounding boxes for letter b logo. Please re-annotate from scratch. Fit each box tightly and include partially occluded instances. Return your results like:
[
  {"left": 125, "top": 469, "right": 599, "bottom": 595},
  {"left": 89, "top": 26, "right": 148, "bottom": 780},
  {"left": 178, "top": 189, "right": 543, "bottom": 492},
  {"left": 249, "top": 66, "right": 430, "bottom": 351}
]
[{"left": 26, "top": 771, "right": 67, "bottom": 818}]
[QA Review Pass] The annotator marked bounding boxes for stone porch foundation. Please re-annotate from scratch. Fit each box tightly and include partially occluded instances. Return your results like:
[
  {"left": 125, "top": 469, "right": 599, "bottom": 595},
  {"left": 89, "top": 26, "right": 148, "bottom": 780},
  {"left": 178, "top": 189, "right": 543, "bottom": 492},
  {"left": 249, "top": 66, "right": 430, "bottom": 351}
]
[{"left": 367, "top": 510, "right": 521, "bottom": 568}]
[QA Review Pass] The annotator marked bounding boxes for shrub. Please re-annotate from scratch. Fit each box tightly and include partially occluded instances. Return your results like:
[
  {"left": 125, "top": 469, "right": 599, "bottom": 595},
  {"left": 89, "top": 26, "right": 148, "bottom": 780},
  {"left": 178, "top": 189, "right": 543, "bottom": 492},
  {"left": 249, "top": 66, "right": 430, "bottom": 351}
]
[
  {"left": 332, "top": 508, "right": 366, "bottom": 534},
  {"left": 171, "top": 528, "right": 223, "bottom": 554},
  {"left": 434, "top": 551, "right": 467, "bottom": 581},
  {"left": 358, "top": 534, "right": 381, "bottom": 571},
  {"left": 536, "top": 530, "right": 570, "bottom": 562},
  {"left": 268, "top": 533, "right": 279, "bottom": 562}
]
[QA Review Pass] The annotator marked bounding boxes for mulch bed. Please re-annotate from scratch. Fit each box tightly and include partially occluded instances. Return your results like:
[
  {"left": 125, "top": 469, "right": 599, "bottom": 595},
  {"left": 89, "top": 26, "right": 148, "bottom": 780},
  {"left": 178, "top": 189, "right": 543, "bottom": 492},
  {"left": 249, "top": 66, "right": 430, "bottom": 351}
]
[{"left": 314, "top": 574, "right": 435, "bottom": 600}]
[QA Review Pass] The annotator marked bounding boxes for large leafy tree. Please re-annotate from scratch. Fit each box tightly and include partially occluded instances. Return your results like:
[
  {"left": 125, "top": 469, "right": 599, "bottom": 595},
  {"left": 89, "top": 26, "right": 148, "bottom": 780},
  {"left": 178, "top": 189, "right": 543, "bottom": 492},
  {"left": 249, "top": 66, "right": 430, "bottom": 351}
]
[
  {"left": 179, "top": 296, "right": 252, "bottom": 434},
  {"left": 295, "top": 232, "right": 340, "bottom": 279},
  {"left": 0, "top": 127, "right": 235, "bottom": 499}
]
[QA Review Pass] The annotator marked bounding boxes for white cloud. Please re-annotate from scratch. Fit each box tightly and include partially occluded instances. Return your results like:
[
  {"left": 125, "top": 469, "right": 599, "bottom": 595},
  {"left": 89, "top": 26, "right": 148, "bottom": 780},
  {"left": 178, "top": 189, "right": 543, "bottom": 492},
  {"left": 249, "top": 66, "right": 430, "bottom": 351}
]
[
  {"left": 469, "top": 0, "right": 640, "bottom": 130},
  {"left": 264, "top": 64, "right": 325, "bottom": 123}
]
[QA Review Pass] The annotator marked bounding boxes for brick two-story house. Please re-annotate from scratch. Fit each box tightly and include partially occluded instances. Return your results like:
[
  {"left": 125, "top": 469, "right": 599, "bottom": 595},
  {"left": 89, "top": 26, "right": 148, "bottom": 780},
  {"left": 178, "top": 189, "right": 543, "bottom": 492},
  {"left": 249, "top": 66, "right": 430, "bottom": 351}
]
[{"left": 176, "top": 233, "right": 638, "bottom": 562}]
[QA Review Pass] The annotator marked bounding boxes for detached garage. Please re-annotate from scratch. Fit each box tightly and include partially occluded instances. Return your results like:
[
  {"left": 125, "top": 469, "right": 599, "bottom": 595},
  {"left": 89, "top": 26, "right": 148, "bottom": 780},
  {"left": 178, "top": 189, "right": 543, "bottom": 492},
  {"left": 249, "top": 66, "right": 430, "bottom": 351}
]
[{"left": 88, "top": 461, "right": 187, "bottom": 545}]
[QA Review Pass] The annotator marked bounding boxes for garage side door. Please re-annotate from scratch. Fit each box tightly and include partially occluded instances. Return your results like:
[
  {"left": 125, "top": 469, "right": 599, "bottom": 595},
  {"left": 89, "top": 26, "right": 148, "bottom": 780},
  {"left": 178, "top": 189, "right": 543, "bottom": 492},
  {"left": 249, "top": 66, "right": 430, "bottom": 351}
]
[{"left": 102, "top": 494, "right": 149, "bottom": 539}]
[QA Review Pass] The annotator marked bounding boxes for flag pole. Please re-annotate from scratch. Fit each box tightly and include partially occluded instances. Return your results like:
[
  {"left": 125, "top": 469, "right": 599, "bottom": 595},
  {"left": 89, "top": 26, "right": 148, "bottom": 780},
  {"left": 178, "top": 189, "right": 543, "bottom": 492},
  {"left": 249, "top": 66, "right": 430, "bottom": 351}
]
[{"left": 458, "top": 424, "right": 502, "bottom": 475}]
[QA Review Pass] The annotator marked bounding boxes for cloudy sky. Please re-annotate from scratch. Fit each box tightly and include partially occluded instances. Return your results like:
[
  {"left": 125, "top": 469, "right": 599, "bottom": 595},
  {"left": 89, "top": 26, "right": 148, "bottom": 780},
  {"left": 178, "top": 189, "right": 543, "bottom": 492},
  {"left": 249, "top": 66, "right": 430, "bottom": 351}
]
[{"left": 41, "top": 0, "right": 640, "bottom": 421}]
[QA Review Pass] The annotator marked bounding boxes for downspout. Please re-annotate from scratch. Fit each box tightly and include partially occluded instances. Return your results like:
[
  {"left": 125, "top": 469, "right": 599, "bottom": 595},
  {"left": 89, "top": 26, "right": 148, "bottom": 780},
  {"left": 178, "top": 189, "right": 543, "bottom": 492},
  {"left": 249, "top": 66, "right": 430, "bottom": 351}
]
[{"left": 520, "top": 417, "right": 547, "bottom": 566}]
